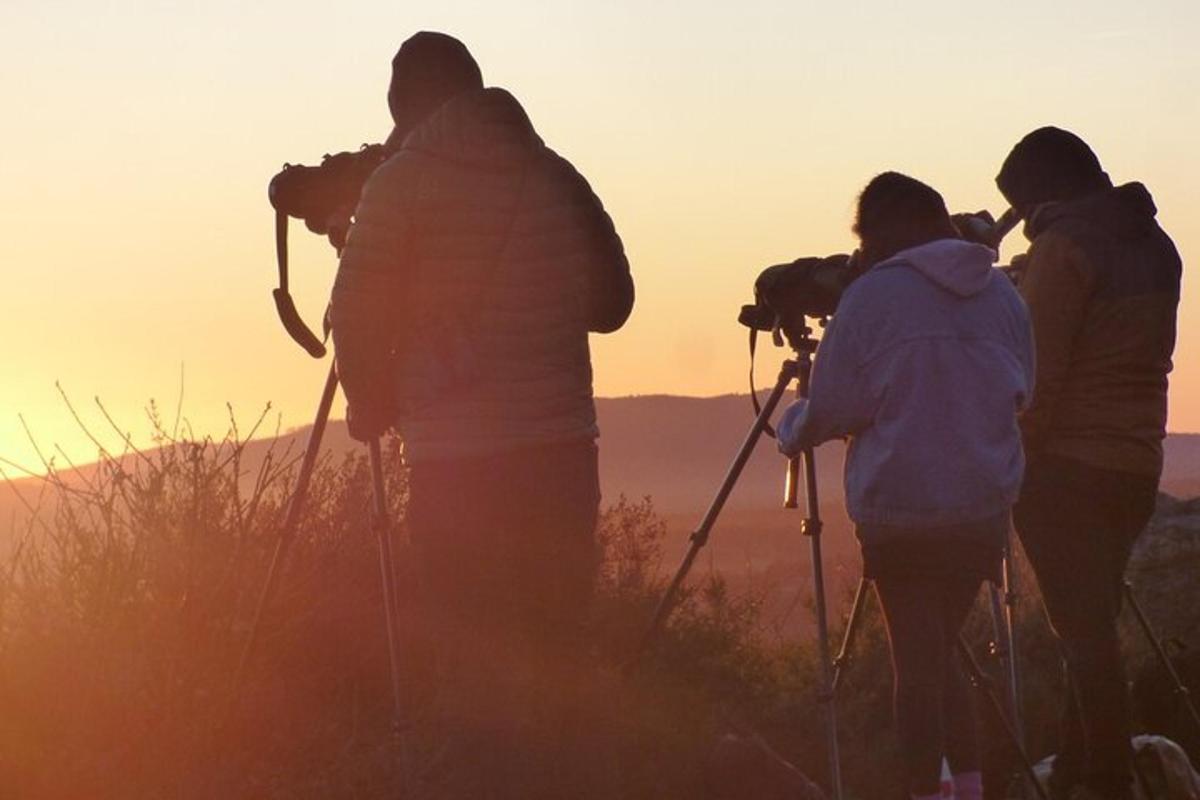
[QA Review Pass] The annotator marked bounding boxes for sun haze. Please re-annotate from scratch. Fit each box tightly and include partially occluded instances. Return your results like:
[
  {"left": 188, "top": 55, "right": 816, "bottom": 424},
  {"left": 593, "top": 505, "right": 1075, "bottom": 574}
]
[{"left": 2, "top": 0, "right": 1197, "bottom": 470}]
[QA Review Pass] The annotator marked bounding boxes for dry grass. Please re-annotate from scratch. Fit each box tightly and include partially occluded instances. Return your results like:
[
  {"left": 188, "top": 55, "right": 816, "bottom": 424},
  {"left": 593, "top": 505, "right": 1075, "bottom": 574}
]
[{"left": 0, "top": 397, "right": 1103, "bottom": 799}]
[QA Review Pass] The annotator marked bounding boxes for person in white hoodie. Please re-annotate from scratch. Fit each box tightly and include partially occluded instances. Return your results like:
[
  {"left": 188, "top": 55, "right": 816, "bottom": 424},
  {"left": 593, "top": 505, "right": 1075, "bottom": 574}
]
[{"left": 778, "top": 172, "right": 1035, "bottom": 800}]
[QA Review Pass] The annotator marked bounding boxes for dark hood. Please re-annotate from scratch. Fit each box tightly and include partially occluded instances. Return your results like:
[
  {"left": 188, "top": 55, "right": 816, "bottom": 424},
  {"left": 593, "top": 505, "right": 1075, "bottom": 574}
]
[
  {"left": 996, "top": 126, "right": 1111, "bottom": 211},
  {"left": 1026, "top": 183, "right": 1159, "bottom": 242},
  {"left": 400, "top": 87, "right": 542, "bottom": 170},
  {"left": 386, "top": 32, "right": 483, "bottom": 146}
]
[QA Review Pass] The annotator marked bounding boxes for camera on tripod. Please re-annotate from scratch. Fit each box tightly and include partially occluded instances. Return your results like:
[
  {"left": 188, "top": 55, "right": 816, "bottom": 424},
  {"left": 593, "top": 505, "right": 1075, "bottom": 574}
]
[
  {"left": 266, "top": 143, "right": 392, "bottom": 359},
  {"left": 737, "top": 254, "right": 861, "bottom": 335},
  {"left": 240, "top": 141, "right": 411, "bottom": 761},
  {"left": 738, "top": 208, "right": 1023, "bottom": 342}
]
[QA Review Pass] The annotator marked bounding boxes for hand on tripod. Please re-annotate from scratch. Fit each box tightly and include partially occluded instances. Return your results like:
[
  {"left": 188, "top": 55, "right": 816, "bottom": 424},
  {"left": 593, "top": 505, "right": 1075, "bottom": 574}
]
[
  {"left": 323, "top": 204, "right": 355, "bottom": 251},
  {"left": 347, "top": 401, "right": 393, "bottom": 442},
  {"left": 333, "top": 353, "right": 395, "bottom": 442},
  {"left": 775, "top": 398, "right": 809, "bottom": 458}
]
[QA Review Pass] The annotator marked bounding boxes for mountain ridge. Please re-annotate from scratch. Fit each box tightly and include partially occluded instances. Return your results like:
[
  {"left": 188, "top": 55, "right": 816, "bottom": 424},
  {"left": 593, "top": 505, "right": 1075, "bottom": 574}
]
[{"left": 4, "top": 393, "right": 1198, "bottom": 525}]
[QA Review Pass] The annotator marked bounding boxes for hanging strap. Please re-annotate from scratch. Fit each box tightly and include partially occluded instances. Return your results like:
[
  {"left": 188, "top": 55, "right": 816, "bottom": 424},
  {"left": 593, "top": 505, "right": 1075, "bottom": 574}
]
[
  {"left": 272, "top": 210, "right": 328, "bottom": 359},
  {"left": 748, "top": 326, "right": 780, "bottom": 439}
]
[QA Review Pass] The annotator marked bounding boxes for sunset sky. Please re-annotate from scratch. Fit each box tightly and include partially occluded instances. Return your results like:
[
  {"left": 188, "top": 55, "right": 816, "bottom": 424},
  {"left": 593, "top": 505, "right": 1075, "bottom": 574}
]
[{"left": 2, "top": 0, "right": 1197, "bottom": 473}]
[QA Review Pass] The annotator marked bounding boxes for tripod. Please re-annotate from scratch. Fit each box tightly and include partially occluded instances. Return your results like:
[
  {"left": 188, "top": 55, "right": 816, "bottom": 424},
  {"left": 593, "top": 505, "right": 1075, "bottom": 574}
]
[
  {"left": 635, "top": 330, "right": 1046, "bottom": 800},
  {"left": 635, "top": 332, "right": 845, "bottom": 796},
  {"left": 226, "top": 363, "right": 411, "bottom": 778}
]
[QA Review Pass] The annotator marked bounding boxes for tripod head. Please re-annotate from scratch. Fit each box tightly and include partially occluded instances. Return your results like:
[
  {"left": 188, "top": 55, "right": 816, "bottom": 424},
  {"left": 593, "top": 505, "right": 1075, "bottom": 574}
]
[{"left": 779, "top": 317, "right": 822, "bottom": 358}]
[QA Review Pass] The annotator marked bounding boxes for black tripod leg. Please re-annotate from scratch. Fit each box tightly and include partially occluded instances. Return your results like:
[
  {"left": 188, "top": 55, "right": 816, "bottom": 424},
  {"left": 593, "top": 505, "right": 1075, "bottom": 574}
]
[
  {"left": 369, "top": 437, "right": 411, "bottom": 778},
  {"left": 797, "top": 414, "right": 842, "bottom": 799},
  {"left": 1124, "top": 580, "right": 1200, "bottom": 736},
  {"left": 987, "top": 580, "right": 1022, "bottom": 734},
  {"left": 792, "top": 347, "right": 849, "bottom": 800},
  {"left": 1001, "top": 537, "right": 1025, "bottom": 742},
  {"left": 199, "top": 365, "right": 339, "bottom": 797},
  {"left": 633, "top": 360, "right": 798, "bottom": 665},
  {"left": 229, "top": 362, "right": 339, "bottom": 711},
  {"left": 832, "top": 578, "right": 871, "bottom": 694},
  {"left": 957, "top": 635, "right": 1049, "bottom": 800}
]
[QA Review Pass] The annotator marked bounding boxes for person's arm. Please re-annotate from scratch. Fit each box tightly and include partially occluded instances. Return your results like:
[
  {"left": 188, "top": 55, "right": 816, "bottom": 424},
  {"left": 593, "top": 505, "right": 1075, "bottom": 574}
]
[
  {"left": 552, "top": 153, "right": 634, "bottom": 333},
  {"left": 776, "top": 300, "right": 876, "bottom": 456},
  {"left": 1017, "top": 295, "right": 1037, "bottom": 413},
  {"left": 329, "top": 160, "right": 413, "bottom": 441},
  {"left": 1017, "top": 231, "right": 1094, "bottom": 454}
]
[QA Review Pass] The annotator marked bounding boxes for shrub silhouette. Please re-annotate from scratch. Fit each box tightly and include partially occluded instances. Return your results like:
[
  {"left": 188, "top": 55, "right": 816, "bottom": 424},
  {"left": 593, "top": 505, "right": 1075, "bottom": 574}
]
[{"left": 0, "top": 404, "right": 1118, "bottom": 799}]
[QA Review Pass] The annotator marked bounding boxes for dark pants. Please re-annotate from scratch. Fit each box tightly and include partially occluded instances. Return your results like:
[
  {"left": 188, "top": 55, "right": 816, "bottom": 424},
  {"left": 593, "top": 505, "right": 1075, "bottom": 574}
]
[
  {"left": 407, "top": 439, "right": 600, "bottom": 798},
  {"left": 1013, "top": 453, "right": 1158, "bottom": 798},
  {"left": 874, "top": 574, "right": 983, "bottom": 796}
]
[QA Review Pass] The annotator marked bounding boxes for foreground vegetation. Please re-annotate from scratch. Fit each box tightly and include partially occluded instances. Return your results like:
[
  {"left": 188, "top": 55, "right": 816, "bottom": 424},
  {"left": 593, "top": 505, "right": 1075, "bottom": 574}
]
[{"left": 0, "top": 409, "right": 1175, "bottom": 799}]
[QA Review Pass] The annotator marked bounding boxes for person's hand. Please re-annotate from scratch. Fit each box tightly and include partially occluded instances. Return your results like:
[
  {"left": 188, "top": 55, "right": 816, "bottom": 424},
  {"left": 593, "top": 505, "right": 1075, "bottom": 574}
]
[
  {"left": 776, "top": 398, "right": 809, "bottom": 457},
  {"left": 952, "top": 210, "right": 998, "bottom": 247},
  {"left": 324, "top": 205, "right": 355, "bottom": 252},
  {"left": 346, "top": 401, "right": 392, "bottom": 442}
]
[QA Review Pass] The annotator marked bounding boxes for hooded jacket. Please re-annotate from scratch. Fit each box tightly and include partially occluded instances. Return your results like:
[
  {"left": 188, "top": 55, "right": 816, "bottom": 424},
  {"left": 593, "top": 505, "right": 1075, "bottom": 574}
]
[
  {"left": 330, "top": 87, "right": 633, "bottom": 462},
  {"left": 1016, "top": 183, "right": 1180, "bottom": 476},
  {"left": 778, "top": 239, "right": 1035, "bottom": 529}
]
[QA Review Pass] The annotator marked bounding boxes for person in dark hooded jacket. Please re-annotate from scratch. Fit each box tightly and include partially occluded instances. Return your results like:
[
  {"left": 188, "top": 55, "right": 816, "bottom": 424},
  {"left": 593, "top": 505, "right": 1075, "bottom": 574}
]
[
  {"left": 997, "top": 126, "right": 1181, "bottom": 800},
  {"left": 778, "top": 172, "right": 1034, "bottom": 800},
  {"left": 329, "top": 32, "right": 633, "bottom": 797}
]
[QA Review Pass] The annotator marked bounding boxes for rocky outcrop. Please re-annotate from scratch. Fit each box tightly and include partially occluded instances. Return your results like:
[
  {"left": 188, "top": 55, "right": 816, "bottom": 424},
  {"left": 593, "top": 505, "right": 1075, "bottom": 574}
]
[
  {"left": 1127, "top": 494, "right": 1200, "bottom": 767},
  {"left": 1125, "top": 494, "right": 1200, "bottom": 653},
  {"left": 1029, "top": 736, "right": 1200, "bottom": 800}
]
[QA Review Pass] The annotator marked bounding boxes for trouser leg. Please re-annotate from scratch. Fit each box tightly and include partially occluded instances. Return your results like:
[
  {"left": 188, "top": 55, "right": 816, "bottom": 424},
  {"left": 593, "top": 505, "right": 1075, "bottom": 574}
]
[
  {"left": 408, "top": 442, "right": 600, "bottom": 799},
  {"left": 943, "top": 579, "right": 984, "bottom": 776},
  {"left": 876, "top": 573, "right": 983, "bottom": 797},
  {"left": 1014, "top": 455, "right": 1157, "bottom": 799}
]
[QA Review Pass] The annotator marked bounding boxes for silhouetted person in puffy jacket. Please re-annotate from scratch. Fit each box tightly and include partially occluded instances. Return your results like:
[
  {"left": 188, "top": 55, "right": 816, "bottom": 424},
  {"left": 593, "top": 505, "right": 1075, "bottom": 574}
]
[
  {"left": 998, "top": 127, "right": 1181, "bottom": 800},
  {"left": 329, "top": 32, "right": 633, "bottom": 798}
]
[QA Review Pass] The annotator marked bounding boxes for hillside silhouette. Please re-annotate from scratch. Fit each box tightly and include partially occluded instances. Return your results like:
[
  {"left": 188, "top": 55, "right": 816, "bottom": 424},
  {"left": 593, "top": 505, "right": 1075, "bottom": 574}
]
[
  {"left": 4, "top": 393, "right": 1200, "bottom": 551},
  {"left": 6, "top": 393, "right": 1197, "bottom": 637},
  {"left": 2, "top": 394, "right": 1199, "bottom": 798}
]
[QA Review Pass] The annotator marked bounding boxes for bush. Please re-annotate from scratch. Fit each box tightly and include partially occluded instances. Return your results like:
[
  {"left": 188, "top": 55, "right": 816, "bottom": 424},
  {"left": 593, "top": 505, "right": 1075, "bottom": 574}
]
[
  {"left": 0, "top": 410, "right": 798, "bottom": 799},
  {"left": 0, "top": 405, "right": 1108, "bottom": 800}
]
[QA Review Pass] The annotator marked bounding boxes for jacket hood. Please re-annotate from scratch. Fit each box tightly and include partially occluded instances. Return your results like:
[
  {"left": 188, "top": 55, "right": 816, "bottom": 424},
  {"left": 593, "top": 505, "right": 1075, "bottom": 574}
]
[
  {"left": 401, "top": 87, "right": 542, "bottom": 169},
  {"left": 877, "top": 238, "right": 997, "bottom": 297},
  {"left": 1025, "top": 182, "right": 1158, "bottom": 242}
]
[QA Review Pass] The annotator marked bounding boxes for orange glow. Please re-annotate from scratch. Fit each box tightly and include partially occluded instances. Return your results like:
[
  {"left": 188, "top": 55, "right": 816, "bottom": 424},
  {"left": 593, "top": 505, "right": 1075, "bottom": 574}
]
[{"left": 2, "top": 1, "right": 1198, "bottom": 473}]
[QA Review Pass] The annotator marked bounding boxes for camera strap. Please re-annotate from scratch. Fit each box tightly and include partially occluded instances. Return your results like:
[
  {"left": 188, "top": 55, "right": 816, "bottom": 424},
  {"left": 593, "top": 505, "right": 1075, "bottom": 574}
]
[
  {"left": 272, "top": 210, "right": 328, "bottom": 358},
  {"left": 748, "top": 327, "right": 778, "bottom": 439}
]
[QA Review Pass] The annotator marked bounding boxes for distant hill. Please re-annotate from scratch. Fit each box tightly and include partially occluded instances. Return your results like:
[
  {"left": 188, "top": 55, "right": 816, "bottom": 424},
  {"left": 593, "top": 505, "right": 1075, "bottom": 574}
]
[
  {"left": 595, "top": 394, "right": 1200, "bottom": 509},
  {"left": 595, "top": 394, "right": 846, "bottom": 513},
  {"left": 1159, "top": 433, "right": 1200, "bottom": 498},
  {"left": 4, "top": 395, "right": 1196, "bottom": 635},
  {"left": 592, "top": 397, "right": 1200, "bottom": 634},
  {"left": 4, "top": 393, "right": 1198, "bottom": 549}
]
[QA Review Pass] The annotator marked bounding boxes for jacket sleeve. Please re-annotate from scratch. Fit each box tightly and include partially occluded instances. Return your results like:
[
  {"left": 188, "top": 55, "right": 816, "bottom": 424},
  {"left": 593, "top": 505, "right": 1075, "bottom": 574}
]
[
  {"left": 776, "top": 305, "right": 875, "bottom": 456},
  {"left": 1017, "top": 303, "right": 1037, "bottom": 414},
  {"left": 553, "top": 154, "right": 634, "bottom": 333},
  {"left": 328, "top": 161, "right": 413, "bottom": 428},
  {"left": 1017, "top": 231, "right": 1094, "bottom": 453}
]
